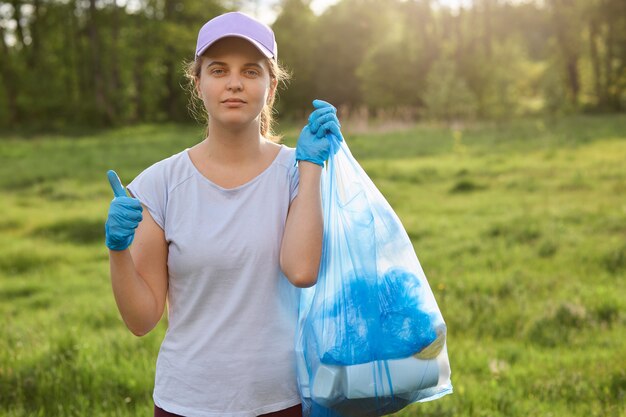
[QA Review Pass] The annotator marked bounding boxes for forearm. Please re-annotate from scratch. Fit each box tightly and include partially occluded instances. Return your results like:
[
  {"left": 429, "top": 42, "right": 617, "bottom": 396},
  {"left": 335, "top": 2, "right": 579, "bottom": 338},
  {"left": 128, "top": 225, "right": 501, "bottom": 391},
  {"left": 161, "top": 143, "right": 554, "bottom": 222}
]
[
  {"left": 280, "top": 162, "right": 323, "bottom": 287},
  {"left": 109, "top": 249, "right": 161, "bottom": 336}
]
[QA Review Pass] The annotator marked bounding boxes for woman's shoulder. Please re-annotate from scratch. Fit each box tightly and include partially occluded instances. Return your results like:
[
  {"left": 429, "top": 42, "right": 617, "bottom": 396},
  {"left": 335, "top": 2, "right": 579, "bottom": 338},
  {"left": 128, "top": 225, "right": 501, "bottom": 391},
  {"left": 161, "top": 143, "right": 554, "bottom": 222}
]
[
  {"left": 131, "top": 148, "right": 194, "bottom": 189},
  {"left": 144, "top": 149, "right": 188, "bottom": 172},
  {"left": 273, "top": 144, "right": 296, "bottom": 170}
]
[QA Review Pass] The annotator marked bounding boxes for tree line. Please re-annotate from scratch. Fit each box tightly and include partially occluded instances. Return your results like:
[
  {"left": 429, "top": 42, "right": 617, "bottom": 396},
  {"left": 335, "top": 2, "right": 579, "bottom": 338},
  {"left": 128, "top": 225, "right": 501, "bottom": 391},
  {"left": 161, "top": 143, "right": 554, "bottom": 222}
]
[{"left": 0, "top": 0, "right": 624, "bottom": 130}]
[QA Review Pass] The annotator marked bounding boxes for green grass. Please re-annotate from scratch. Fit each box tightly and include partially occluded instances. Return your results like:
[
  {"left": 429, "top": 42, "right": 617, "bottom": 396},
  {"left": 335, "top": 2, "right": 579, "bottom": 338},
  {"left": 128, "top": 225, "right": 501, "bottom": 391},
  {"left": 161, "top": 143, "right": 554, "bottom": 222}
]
[{"left": 1, "top": 114, "right": 625, "bottom": 416}]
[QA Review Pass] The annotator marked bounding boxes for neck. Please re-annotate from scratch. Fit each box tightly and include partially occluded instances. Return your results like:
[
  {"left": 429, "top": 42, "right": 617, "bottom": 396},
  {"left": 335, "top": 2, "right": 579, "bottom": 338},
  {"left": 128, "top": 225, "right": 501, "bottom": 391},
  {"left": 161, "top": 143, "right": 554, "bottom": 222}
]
[{"left": 203, "top": 119, "right": 265, "bottom": 164}]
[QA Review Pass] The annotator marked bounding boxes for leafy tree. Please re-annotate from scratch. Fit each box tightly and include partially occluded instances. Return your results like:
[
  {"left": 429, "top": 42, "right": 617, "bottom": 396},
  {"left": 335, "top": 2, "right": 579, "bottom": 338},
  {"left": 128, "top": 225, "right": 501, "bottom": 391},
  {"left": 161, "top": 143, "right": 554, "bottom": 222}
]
[
  {"left": 0, "top": 0, "right": 624, "bottom": 129},
  {"left": 423, "top": 53, "right": 478, "bottom": 121},
  {"left": 272, "top": 0, "right": 317, "bottom": 118},
  {"left": 585, "top": 0, "right": 626, "bottom": 111},
  {"left": 311, "top": 0, "right": 394, "bottom": 109},
  {"left": 357, "top": 0, "right": 438, "bottom": 112},
  {"left": 546, "top": 0, "right": 583, "bottom": 108},
  {"left": 541, "top": 44, "right": 574, "bottom": 116}
]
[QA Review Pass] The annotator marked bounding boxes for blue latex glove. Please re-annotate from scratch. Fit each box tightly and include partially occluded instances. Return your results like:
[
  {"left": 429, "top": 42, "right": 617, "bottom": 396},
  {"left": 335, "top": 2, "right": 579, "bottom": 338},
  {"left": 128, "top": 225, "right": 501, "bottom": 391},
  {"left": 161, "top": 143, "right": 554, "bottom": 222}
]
[
  {"left": 105, "top": 170, "right": 143, "bottom": 251},
  {"left": 296, "top": 99, "right": 344, "bottom": 166}
]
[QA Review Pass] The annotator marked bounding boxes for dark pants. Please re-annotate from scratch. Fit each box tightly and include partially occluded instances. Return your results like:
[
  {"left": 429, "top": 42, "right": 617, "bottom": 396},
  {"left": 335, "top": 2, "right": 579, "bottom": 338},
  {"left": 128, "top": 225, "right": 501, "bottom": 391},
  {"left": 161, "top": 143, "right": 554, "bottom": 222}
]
[{"left": 154, "top": 404, "right": 303, "bottom": 417}]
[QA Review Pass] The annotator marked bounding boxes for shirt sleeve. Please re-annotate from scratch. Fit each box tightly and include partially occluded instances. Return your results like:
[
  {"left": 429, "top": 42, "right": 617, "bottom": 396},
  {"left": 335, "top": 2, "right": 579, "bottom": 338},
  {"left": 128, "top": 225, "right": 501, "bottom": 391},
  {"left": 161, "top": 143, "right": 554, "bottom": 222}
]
[{"left": 126, "top": 162, "right": 167, "bottom": 230}]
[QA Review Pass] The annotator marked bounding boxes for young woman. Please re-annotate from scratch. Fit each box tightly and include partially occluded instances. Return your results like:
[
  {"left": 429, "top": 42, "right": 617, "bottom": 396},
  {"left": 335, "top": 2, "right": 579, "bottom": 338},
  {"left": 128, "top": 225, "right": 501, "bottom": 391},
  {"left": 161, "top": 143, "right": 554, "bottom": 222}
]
[{"left": 104, "top": 11, "right": 343, "bottom": 417}]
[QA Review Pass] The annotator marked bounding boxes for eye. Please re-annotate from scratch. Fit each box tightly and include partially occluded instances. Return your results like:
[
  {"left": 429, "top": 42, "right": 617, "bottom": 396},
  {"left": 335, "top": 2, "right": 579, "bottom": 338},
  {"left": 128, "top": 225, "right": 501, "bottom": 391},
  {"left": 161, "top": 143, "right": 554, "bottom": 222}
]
[
  {"left": 210, "top": 68, "right": 226, "bottom": 76},
  {"left": 244, "top": 69, "right": 260, "bottom": 77}
]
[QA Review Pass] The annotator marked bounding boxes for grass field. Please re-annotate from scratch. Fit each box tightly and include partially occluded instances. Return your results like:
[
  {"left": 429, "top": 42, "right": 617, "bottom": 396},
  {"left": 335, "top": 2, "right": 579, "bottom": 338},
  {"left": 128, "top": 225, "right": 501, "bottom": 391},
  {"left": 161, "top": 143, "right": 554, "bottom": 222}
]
[{"left": 0, "top": 115, "right": 625, "bottom": 416}]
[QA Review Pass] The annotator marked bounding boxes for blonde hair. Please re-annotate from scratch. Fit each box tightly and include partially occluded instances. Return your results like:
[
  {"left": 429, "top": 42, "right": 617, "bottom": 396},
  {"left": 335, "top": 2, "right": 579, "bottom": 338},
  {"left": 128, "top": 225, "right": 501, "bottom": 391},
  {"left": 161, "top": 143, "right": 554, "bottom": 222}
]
[{"left": 184, "top": 55, "right": 291, "bottom": 143}]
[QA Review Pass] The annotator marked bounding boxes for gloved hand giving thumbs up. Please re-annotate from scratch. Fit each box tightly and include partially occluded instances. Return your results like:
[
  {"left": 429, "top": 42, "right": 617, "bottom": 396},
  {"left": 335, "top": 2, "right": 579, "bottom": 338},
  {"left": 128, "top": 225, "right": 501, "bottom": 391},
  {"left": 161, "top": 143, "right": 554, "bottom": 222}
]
[{"left": 105, "top": 170, "right": 143, "bottom": 251}]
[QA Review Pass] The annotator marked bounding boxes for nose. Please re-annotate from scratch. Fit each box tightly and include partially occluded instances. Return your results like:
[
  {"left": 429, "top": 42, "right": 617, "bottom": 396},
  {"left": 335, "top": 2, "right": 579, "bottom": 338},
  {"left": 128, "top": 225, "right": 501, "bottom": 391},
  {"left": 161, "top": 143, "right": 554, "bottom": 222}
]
[{"left": 226, "top": 73, "right": 243, "bottom": 91}]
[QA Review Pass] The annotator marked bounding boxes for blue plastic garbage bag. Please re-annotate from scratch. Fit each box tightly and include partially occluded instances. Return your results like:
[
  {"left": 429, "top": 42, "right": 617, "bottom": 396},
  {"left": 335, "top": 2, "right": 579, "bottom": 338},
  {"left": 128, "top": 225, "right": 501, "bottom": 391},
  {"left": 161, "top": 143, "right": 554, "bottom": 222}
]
[{"left": 295, "top": 134, "right": 452, "bottom": 417}]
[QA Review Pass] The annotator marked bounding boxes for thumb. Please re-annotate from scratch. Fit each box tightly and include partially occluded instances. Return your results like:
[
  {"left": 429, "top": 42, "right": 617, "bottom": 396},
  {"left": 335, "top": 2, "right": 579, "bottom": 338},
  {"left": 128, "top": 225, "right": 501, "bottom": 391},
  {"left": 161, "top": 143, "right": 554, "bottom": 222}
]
[
  {"left": 312, "top": 99, "right": 336, "bottom": 111},
  {"left": 107, "top": 170, "right": 128, "bottom": 198}
]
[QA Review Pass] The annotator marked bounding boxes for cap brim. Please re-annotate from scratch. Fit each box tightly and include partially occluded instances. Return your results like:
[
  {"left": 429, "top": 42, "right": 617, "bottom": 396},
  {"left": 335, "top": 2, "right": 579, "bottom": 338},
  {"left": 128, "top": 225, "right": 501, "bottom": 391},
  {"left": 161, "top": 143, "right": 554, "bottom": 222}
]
[{"left": 196, "top": 34, "right": 274, "bottom": 60}]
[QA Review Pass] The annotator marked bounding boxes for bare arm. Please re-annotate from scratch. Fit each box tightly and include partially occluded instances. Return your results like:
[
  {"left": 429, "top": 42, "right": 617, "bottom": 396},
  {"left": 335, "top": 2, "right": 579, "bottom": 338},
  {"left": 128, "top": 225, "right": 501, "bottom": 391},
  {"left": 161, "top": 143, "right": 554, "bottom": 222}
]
[
  {"left": 280, "top": 161, "right": 323, "bottom": 287},
  {"left": 109, "top": 204, "right": 168, "bottom": 336}
]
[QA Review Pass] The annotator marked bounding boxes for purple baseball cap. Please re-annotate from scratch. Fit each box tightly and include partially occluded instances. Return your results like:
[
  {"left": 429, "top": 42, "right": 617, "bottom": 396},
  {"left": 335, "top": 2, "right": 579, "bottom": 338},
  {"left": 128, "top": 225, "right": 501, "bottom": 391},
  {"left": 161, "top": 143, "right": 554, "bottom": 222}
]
[{"left": 195, "top": 12, "right": 278, "bottom": 60}]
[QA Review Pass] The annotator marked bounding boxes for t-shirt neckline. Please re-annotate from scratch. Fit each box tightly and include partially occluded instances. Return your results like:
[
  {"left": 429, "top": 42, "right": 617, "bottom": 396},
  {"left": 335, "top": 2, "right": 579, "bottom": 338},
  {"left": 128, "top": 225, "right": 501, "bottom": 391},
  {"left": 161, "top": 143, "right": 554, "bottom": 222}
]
[{"left": 183, "top": 144, "right": 285, "bottom": 192}]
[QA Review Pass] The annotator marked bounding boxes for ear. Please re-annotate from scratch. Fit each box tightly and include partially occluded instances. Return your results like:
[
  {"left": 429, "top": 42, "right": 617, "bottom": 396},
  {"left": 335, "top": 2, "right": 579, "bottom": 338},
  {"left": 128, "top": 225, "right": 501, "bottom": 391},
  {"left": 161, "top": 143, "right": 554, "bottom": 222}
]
[
  {"left": 267, "top": 78, "right": 278, "bottom": 104},
  {"left": 195, "top": 78, "right": 202, "bottom": 99}
]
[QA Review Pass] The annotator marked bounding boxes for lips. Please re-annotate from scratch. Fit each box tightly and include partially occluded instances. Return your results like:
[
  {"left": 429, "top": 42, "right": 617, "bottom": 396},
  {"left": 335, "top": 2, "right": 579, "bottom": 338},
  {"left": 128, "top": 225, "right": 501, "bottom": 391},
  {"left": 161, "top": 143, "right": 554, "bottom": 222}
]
[{"left": 222, "top": 98, "right": 246, "bottom": 103}]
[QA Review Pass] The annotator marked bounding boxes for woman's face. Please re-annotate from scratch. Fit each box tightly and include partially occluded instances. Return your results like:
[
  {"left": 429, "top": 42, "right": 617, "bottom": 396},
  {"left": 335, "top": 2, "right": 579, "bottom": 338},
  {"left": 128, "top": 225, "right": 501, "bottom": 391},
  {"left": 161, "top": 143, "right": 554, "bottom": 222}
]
[{"left": 196, "top": 36, "right": 275, "bottom": 131}]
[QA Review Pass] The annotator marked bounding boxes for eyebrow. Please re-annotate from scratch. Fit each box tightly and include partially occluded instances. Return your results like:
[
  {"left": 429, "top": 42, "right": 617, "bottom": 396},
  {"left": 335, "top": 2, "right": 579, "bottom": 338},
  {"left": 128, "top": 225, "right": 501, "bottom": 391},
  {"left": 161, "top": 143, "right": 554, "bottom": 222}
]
[{"left": 207, "top": 61, "right": 264, "bottom": 70}]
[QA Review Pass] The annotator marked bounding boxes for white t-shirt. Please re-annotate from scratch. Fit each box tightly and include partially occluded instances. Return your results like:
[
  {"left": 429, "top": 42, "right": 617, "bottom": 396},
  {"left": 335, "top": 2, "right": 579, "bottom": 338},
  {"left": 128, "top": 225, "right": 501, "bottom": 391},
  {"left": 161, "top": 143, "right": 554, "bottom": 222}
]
[{"left": 127, "top": 144, "right": 302, "bottom": 417}]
